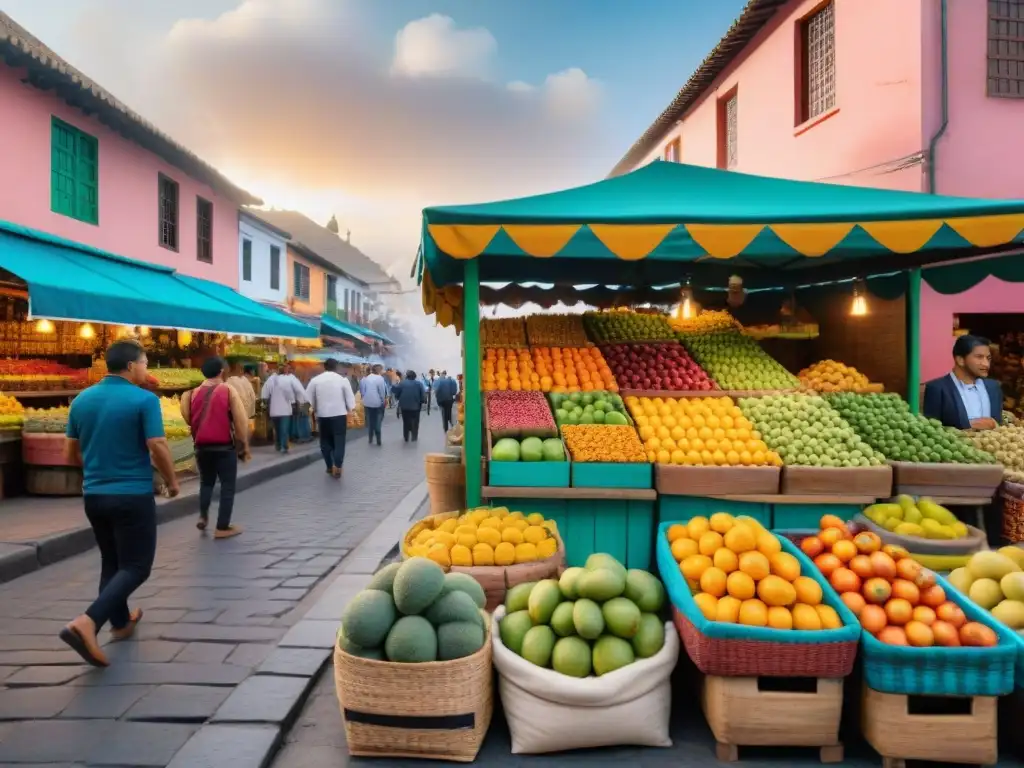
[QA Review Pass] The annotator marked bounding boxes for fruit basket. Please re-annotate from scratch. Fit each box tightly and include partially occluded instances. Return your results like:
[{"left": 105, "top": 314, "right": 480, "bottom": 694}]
[
  {"left": 854, "top": 514, "right": 986, "bottom": 556},
  {"left": 491, "top": 606, "right": 679, "bottom": 754},
  {"left": 1001, "top": 481, "right": 1024, "bottom": 543},
  {"left": 657, "top": 521, "right": 860, "bottom": 677},
  {"left": 484, "top": 390, "right": 557, "bottom": 440},
  {"left": 562, "top": 424, "right": 652, "bottom": 489},
  {"left": 859, "top": 570, "right": 1018, "bottom": 696},
  {"left": 402, "top": 510, "right": 566, "bottom": 610}
]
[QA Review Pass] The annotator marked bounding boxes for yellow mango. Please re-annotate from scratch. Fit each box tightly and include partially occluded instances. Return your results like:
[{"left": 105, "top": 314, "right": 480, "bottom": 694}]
[
  {"left": 438, "top": 518, "right": 458, "bottom": 534},
  {"left": 450, "top": 544, "right": 473, "bottom": 567},
  {"left": 514, "top": 543, "right": 538, "bottom": 563},
  {"left": 476, "top": 527, "right": 502, "bottom": 548},
  {"left": 478, "top": 517, "right": 501, "bottom": 530},
  {"left": 456, "top": 533, "right": 478, "bottom": 549},
  {"left": 472, "top": 543, "right": 495, "bottom": 566},
  {"left": 427, "top": 547, "right": 451, "bottom": 568},
  {"left": 523, "top": 525, "right": 547, "bottom": 544},
  {"left": 494, "top": 542, "right": 516, "bottom": 566},
  {"left": 536, "top": 538, "right": 558, "bottom": 559},
  {"left": 455, "top": 525, "right": 478, "bottom": 538},
  {"left": 526, "top": 513, "right": 545, "bottom": 526}
]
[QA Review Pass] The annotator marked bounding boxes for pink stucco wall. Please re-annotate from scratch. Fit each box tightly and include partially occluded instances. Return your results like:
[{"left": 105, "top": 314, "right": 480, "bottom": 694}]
[
  {"left": 0, "top": 65, "right": 239, "bottom": 287},
  {"left": 640, "top": 0, "right": 926, "bottom": 193},
  {"left": 919, "top": 275, "right": 1022, "bottom": 382}
]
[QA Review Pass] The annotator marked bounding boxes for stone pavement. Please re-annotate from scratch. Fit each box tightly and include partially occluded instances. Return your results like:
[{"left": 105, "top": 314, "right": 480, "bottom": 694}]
[{"left": 0, "top": 411, "right": 448, "bottom": 766}]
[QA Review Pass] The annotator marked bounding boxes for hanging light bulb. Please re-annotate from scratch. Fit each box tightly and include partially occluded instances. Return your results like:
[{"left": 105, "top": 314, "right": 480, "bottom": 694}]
[
  {"left": 34, "top": 318, "right": 55, "bottom": 334},
  {"left": 177, "top": 329, "right": 193, "bottom": 347},
  {"left": 850, "top": 279, "right": 868, "bottom": 317},
  {"left": 138, "top": 326, "right": 151, "bottom": 337},
  {"left": 78, "top": 323, "right": 95, "bottom": 339}
]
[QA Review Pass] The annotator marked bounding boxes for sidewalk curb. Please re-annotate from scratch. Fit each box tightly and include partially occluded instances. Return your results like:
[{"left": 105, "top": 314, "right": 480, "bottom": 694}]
[
  {"left": 0, "top": 427, "right": 367, "bottom": 584},
  {"left": 167, "top": 480, "right": 430, "bottom": 767}
]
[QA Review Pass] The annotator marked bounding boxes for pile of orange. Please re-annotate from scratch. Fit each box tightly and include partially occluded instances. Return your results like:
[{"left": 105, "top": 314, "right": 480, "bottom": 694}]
[
  {"left": 482, "top": 347, "right": 617, "bottom": 393},
  {"left": 802, "top": 515, "right": 998, "bottom": 647},
  {"left": 668, "top": 512, "right": 843, "bottom": 630},
  {"left": 798, "top": 360, "right": 871, "bottom": 392},
  {"left": 627, "top": 395, "right": 781, "bottom": 467}
]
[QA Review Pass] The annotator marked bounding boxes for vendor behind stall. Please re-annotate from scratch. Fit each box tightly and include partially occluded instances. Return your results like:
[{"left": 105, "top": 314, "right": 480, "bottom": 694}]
[{"left": 923, "top": 335, "right": 1003, "bottom": 430}]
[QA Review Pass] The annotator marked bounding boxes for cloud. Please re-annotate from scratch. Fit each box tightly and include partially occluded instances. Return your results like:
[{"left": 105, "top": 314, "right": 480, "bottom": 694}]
[{"left": 391, "top": 14, "right": 496, "bottom": 80}]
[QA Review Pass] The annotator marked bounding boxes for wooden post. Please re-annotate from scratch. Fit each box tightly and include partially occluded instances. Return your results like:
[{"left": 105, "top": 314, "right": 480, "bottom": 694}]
[
  {"left": 907, "top": 268, "right": 922, "bottom": 414},
  {"left": 463, "top": 259, "right": 482, "bottom": 507}
]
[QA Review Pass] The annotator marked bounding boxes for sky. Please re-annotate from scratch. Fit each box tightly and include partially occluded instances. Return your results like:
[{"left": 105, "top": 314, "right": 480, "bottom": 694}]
[{"left": 1, "top": 0, "right": 748, "bottom": 369}]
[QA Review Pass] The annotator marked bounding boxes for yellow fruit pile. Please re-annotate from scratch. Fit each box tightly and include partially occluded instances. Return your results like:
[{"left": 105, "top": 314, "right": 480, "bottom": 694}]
[
  {"left": 525, "top": 314, "right": 590, "bottom": 347},
  {"left": 481, "top": 318, "right": 527, "bottom": 349},
  {"left": 627, "top": 395, "right": 782, "bottom": 467},
  {"left": 670, "top": 310, "right": 740, "bottom": 334},
  {"left": 404, "top": 507, "right": 559, "bottom": 568},
  {"left": 0, "top": 393, "right": 24, "bottom": 415},
  {"left": 798, "top": 360, "right": 870, "bottom": 392},
  {"left": 562, "top": 424, "right": 647, "bottom": 463},
  {"left": 668, "top": 513, "right": 842, "bottom": 630}
]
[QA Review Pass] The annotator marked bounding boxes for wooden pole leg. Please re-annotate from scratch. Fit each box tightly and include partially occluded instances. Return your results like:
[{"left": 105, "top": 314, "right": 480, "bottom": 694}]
[
  {"left": 819, "top": 744, "right": 844, "bottom": 764},
  {"left": 715, "top": 742, "right": 739, "bottom": 762},
  {"left": 881, "top": 758, "right": 906, "bottom": 768}
]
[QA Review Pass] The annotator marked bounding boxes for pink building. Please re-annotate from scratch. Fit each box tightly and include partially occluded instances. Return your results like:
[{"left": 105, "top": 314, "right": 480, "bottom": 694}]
[
  {"left": 614, "top": 0, "right": 1024, "bottom": 384},
  {"left": 0, "top": 13, "right": 259, "bottom": 288}
]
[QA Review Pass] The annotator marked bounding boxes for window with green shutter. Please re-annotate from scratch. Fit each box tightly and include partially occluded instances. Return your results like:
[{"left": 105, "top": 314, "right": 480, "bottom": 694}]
[
  {"left": 50, "top": 117, "right": 98, "bottom": 225},
  {"left": 242, "top": 238, "right": 252, "bottom": 281}
]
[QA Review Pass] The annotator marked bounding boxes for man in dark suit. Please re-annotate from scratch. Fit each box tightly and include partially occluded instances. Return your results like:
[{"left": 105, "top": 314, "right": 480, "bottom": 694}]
[{"left": 922, "top": 335, "right": 1003, "bottom": 430}]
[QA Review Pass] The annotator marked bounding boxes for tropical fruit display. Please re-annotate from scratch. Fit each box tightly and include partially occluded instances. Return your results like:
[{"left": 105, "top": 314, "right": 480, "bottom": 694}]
[
  {"left": 491, "top": 436, "right": 565, "bottom": 463},
  {"left": 668, "top": 513, "right": 842, "bottom": 630},
  {"left": 481, "top": 317, "right": 527, "bottom": 348},
  {"left": 669, "top": 309, "right": 740, "bottom": 334},
  {"left": 862, "top": 496, "right": 970, "bottom": 539},
  {"left": 947, "top": 548, "right": 1024, "bottom": 630},
  {"left": 403, "top": 508, "right": 560, "bottom": 567},
  {"left": 338, "top": 558, "right": 487, "bottom": 662},
  {"left": 485, "top": 390, "right": 557, "bottom": 437},
  {"left": 525, "top": 314, "right": 590, "bottom": 347},
  {"left": 800, "top": 516, "right": 997, "bottom": 647},
  {"left": 679, "top": 331, "right": 798, "bottom": 390},
  {"left": 561, "top": 424, "right": 647, "bottom": 463},
  {"left": 159, "top": 396, "right": 190, "bottom": 439},
  {"left": 498, "top": 553, "right": 666, "bottom": 676},
  {"left": 529, "top": 346, "right": 618, "bottom": 393},
  {"left": 0, "top": 359, "right": 89, "bottom": 391},
  {"left": 20, "top": 405, "right": 68, "bottom": 434},
  {"left": 964, "top": 423, "right": 1024, "bottom": 481},
  {"left": 798, "top": 360, "right": 872, "bottom": 393},
  {"left": 148, "top": 368, "right": 205, "bottom": 389},
  {"left": 583, "top": 310, "right": 675, "bottom": 344},
  {"left": 740, "top": 394, "right": 885, "bottom": 467},
  {"left": 550, "top": 390, "right": 629, "bottom": 427},
  {"left": 482, "top": 348, "right": 541, "bottom": 393},
  {"left": 627, "top": 395, "right": 781, "bottom": 467},
  {"left": 0, "top": 392, "right": 24, "bottom": 429},
  {"left": 825, "top": 392, "right": 995, "bottom": 464},
  {"left": 600, "top": 342, "right": 716, "bottom": 392}
]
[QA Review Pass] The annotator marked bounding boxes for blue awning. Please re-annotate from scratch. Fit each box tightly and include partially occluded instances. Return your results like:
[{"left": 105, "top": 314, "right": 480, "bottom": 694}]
[
  {"left": 320, "top": 314, "right": 378, "bottom": 344},
  {"left": 0, "top": 221, "right": 317, "bottom": 339}
]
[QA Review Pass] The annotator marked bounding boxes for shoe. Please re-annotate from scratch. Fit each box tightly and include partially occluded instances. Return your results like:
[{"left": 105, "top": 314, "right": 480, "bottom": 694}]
[
  {"left": 332, "top": 467, "right": 341, "bottom": 478},
  {"left": 59, "top": 618, "right": 109, "bottom": 667},
  {"left": 110, "top": 609, "right": 143, "bottom": 641},
  {"left": 196, "top": 516, "right": 208, "bottom": 532},
  {"left": 214, "top": 525, "right": 243, "bottom": 539}
]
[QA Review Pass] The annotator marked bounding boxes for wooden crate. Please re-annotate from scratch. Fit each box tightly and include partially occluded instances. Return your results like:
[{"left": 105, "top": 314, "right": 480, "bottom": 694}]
[
  {"left": 781, "top": 465, "right": 892, "bottom": 498},
  {"left": 860, "top": 685, "right": 997, "bottom": 768},
  {"left": 656, "top": 464, "right": 779, "bottom": 496},
  {"left": 25, "top": 466, "right": 82, "bottom": 496},
  {"left": 889, "top": 461, "right": 1003, "bottom": 499},
  {"left": 700, "top": 674, "right": 844, "bottom": 763}
]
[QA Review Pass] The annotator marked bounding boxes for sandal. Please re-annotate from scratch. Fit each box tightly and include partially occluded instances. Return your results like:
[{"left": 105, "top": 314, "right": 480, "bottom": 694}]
[
  {"left": 110, "top": 609, "right": 143, "bottom": 641},
  {"left": 196, "top": 516, "right": 208, "bottom": 531},
  {"left": 59, "top": 624, "right": 109, "bottom": 668}
]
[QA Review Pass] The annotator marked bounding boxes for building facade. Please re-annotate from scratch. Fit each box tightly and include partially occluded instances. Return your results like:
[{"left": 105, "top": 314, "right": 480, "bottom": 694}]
[
  {"left": 238, "top": 212, "right": 290, "bottom": 305},
  {"left": 0, "top": 13, "right": 259, "bottom": 288},
  {"left": 616, "top": 0, "right": 1024, "bottom": 199}
]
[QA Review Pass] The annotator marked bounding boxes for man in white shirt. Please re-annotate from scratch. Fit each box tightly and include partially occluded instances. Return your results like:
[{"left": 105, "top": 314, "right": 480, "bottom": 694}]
[
  {"left": 359, "top": 364, "right": 388, "bottom": 447},
  {"left": 306, "top": 359, "right": 356, "bottom": 477},
  {"left": 261, "top": 364, "right": 307, "bottom": 453}
]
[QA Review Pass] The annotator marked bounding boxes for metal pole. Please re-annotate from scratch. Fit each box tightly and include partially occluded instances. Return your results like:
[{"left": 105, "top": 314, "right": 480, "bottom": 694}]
[
  {"left": 907, "top": 267, "right": 922, "bottom": 413},
  {"left": 462, "top": 260, "right": 482, "bottom": 506}
]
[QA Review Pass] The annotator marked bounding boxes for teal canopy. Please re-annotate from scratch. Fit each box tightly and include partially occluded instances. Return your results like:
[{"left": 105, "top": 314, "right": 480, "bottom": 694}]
[
  {"left": 320, "top": 314, "right": 378, "bottom": 344},
  {"left": 0, "top": 220, "right": 318, "bottom": 339},
  {"left": 420, "top": 161, "right": 1024, "bottom": 290}
]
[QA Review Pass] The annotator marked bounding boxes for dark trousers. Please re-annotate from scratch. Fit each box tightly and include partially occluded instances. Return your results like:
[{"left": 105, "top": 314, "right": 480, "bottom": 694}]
[
  {"left": 83, "top": 494, "right": 157, "bottom": 631},
  {"left": 365, "top": 406, "right": 384, "bottom": 444},
  {"left": 272, "top": 416, "right": 291, "bottom": 451},
  {"left": 401, "top": 409, "right": 420, "bottom": 441},
  {"left": 196, "top": 447, "right": 238, "bottom": 530},
  {"left": 318, "top": 415, "right": 348, "bottom": 469},
  {"left": 439, "top": 400, "right": 454, "bottom": 433}
]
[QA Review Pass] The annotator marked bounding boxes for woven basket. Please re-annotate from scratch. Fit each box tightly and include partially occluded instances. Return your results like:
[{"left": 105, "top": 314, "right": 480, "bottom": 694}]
[
  {"left": 333, "top": 631, "right": 493, "bottom": 762},
  {"left": 657, "top": 521, "right": 860, "bottom": 678},
  {"left": 860, "top": 571, "right": 1018, "bottom": 697},
  {"left": 1002, "top": 490, "right": 1024, "bottom": 544}
]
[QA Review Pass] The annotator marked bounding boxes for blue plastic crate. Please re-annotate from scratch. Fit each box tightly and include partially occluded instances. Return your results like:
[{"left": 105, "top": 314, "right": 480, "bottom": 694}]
[
  {"left": 658, "top": 495, "right": 771, "bottom": 528},
  {"left": 861, "top": 571, "right": 1019, "bottom": 697},
  {"left": 488, "top": 459, "right": 569, "bottom": 488},
  {"left": 571, "top": 462, "right": 651, "bottom": 489},
  {"left": 656, "top": 520, "right": 861, "bottom": 646},
  {"left": 771, "top": 503, "right": 860, "bottom": 531}
]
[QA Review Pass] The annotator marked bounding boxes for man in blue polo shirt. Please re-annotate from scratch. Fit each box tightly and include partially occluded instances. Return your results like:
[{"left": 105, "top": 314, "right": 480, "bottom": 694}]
[{"left": 59, "top": 340, "right": 179, "bottom": 667}]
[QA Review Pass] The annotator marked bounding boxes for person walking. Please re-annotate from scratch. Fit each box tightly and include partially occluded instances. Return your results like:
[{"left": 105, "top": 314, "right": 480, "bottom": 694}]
[
  {"left": 306, "top": 359, "right": 356, "bottom": 477},
  {"left": 421, "top": 370, "right": 434, "bottom": 416},
  {"left": 393, "top": 369, "right": 425, "bottom": 442},
  {"left": 435, "top": 371, "right": 458, "bottom": 433},
  {"left": 180, "top": 357, "right": 250, "bottom": 539},
  {"left": 226, "top": 360, "right": 257, "bottom": 419},
  {"left": 262, "top": 364, "right": 306, "bottom": 453},
  {"left": 360, "top": 364, "right": 388, "bottom": 446},
  {"left": 59, "top": 340, "right": 179, "bottom": 667}
]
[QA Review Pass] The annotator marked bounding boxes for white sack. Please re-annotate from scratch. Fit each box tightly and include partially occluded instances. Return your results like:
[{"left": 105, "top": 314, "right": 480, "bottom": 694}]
[{"left": 491, "top": 606, "right": 679, "bottom": 754}]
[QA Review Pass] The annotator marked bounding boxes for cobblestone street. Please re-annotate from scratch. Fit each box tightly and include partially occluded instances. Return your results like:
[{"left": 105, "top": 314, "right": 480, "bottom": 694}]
[{"left": 0, "top": 412, "right": 446, "bottom": 766}]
